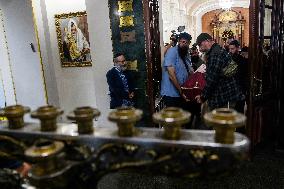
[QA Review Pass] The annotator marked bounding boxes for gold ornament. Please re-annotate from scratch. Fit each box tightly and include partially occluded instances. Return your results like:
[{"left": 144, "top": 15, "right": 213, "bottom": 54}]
[{"left": 118, "top": 0, "right": 133, "bottom": 12}]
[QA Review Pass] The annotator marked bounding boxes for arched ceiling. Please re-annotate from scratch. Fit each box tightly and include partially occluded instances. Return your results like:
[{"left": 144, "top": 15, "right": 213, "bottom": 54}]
[
  {"left": 183, "top": 0, "right": 250, "bottom": 16},
  {"left": 160, "top": 0, "right": 250, "bottom": 43}
]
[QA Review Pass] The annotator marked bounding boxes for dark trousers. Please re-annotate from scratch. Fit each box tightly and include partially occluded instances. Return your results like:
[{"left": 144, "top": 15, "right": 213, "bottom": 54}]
[
  {"left": 184, "top": 101, "right": 202, "bottom": 129},
  {"left": 163, "top": 96, "right": 184, "bottom": 109},
  {"left": 235, "top": 100, "right": 246, "bottom": 133},
  {"left": 235, "top": 100, "right": 246, "bottom": 113},
  {"left": 163, "top": 96, "right": 201, "bottom": 129}
]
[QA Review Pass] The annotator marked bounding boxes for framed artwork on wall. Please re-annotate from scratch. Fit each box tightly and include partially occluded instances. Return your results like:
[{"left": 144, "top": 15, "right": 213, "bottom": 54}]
[{"left": 54, "top": 11, "right": 92, "bottom": 67}]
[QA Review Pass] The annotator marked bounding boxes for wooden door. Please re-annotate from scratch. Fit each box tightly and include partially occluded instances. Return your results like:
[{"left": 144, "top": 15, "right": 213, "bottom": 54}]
[
  {"left": 143, "top": 0, "right": 162, "bottom": 118},
  {"left": 248, "top": 0, "right": 283, "bottom": 148}
]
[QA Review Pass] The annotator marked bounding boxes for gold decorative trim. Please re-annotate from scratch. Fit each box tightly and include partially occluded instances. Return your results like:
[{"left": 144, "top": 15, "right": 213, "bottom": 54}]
[
  {"left": 0, "top": 9, "right": 17, "bottom": 104},
  {"left": 120, "top": 30, "right": 136, "bottom": 42},
  {"left": 31, "top": 0, "right": 49, "bottom": 104},
  {"left": 118, "top": 0, "right": 133, "bottom": 12},
  {"left": 119, "top": 15, "right": 135, "bottom": 27},
  {"left": 54, "top": 11, "right": 87, "bottom": 19},
  {"left": 126, "top": 60, "right": 138, "bottom": 71},
  {"left": 54, "top": 11, "right": 92, "bottom": 67}
]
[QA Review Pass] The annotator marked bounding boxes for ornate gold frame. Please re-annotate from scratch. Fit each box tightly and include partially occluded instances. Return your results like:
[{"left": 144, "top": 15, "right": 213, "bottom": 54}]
[{"left": 54, "top": 11, "right": 92, "bottom": 67}]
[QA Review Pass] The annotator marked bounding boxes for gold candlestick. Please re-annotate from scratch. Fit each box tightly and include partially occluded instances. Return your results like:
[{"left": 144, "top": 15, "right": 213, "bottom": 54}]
[
  {"left": 204, "top": 108, "right": 246, "bottom": 144},
  {"left": 108, "top": 107, "right": 142, "bottom": 137},
  {"left": 0, "top": 105, "right": 30, "bottom": 129},
  {"left": 153, "top": 107, "right": 191, "bottom": 140},
  {"left": 67, "top": 106, "right": 100, "bottom": 134},
  {"left": 31, "top": 106, "right": 63, "bottom": 131}
]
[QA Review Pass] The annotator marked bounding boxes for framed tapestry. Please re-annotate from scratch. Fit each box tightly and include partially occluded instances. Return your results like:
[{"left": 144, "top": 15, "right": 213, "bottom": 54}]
[{"left": 54, "top": 11, "right": 92, "bottom": 67}]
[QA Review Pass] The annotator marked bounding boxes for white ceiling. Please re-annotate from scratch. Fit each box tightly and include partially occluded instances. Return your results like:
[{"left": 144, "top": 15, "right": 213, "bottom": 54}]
[
  {"left": 184, "top": 0, "right": 201, "bottom": 9},
  {"left": 183, "top": 0, "right": 250, "bottom": 16},
  {"left": 184, "top": 0, "right": 249, "bottom": 9},
  {"left": 160, "top": 0, "right": 250, "bottom": 43}
]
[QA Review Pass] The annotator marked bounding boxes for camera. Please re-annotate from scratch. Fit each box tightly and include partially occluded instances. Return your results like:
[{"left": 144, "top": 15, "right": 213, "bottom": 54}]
[
  {"left": 169, "top": 26, "right": 186, "bottom": 47},
  {"left": 170, "top": 30, "right": 178, "bottom": 47}
]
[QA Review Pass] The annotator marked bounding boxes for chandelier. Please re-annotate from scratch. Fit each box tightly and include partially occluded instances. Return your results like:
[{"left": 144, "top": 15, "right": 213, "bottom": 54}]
[{"left": 219, "top": 0, "right": 233, "bottom": 10}]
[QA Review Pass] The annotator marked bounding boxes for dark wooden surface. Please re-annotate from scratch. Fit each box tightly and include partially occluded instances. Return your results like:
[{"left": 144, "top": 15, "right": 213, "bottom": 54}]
[{"left": 248, "top": 0, "right": 283, "bottom": 148}]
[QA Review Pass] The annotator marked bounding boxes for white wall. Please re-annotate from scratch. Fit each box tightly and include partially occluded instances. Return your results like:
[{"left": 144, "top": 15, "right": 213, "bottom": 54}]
[
  {"left": 31, "top": 0, "right": 60, "bottom": 108},
  {"left": 40, "top": 0, "right": 96, "bottom": 122},
  {"left": 85, "top": 0, "right": 115, "bottom": 127},
  {"left": 161, "top": 0, "right": 190, "bottom": 45},
  {"left": 1, "top": 0, "right": 127, "bottom": 127},
  {"left": 35, "top": 0, "right": 114, "bottom": 127},
  {"left": 0, "top": 0, "right": 46, "bottom": 119},
  {"left": 0, "top": 8, "right": 16, "bottom": 106},
  {"left": 0, "top": 70, "right": 6, "bottom": 108}
]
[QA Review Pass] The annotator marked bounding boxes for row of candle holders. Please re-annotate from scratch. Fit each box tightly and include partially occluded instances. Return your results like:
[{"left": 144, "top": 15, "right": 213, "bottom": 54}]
[{"left": 0, "top": 105, "right": 246, "bottom": 144}]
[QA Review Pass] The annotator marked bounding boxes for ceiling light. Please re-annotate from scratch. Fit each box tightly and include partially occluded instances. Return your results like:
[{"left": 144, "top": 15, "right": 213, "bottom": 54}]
[{"left": 219, "top": 0, "right": 233, "bottom": 10}]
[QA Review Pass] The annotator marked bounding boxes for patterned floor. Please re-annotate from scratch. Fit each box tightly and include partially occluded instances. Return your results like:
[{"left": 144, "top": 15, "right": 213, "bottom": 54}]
[{"left": 97, "top": 142, "right": 284, "bottom": 189}]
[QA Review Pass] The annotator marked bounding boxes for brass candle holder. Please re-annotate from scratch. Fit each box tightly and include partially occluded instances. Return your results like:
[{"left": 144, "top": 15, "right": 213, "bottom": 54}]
[
  {"left": 0, "top": 105, "right": 30, "bottom": 129},
  {"left": 31, "top": 106, "right": 63, "bottom": 131},
  {"left": 204, "top": 108, "right": 246, "bottom": 144},
  {"left": 67, "top": 106, "right": 100, "bottom": 134},
  {"left": 108, "top": 107, "right": 142, "bottom": 137},
  {"left": 25, "top": 140, "right": 65, "bottom": 176},
  {"left": 153, "top": 107, "right": 191, "bottom": 140}
]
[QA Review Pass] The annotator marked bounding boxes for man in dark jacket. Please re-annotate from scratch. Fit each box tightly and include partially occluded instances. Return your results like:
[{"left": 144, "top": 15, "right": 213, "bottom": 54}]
[
  {"left": 229, "top": 40, "right": 248, "bottom": 113},
  {"left": 106, "top": 53, "right": 135, "bottom": 109},
  {"left": 195, "top": 33, "right": 245, "bottom": 110}
]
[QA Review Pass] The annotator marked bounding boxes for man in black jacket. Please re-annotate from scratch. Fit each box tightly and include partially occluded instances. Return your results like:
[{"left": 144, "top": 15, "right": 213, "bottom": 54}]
[
  {"left": 106, "top": 53, "right": 135, "bottom": 109},
  {"left": 229, "top": 40, "right": 248, "bottom": 113},
  {"left": 195, "top": 33, "right": 245, "bottom": 111}
]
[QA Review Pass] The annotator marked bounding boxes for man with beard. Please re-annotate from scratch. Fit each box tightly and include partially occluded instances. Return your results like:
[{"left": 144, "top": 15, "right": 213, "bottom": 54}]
[
  {"left": 160, "top": 32, "right": 193, "bottom": 109},
  {"left": 106, "top": 53, "right": 135, "bottom": 109},
  {"left": 182, "top": 44, "right": 207, "bottom": 129},
  {"left": 195, "top": 33, "right": 245, "bottom": 111},
  {"left": 228, "top": 40, "right": 248, "bottom": 113},
  {"left": 190, "top": 44, "right": 206, "bottom": 71}
]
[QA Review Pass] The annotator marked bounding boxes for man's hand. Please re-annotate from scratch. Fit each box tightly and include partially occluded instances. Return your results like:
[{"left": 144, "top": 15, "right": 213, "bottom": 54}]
[
  {"left": 195, "top": 95, "right": 202, "bottom": 103},
  {"left": 181, "top": 92, "right": 190, "bottom": 102},
  {"left": 129, "top": 92, "right": 134, "bottom": 99},
  {"left": 16, "top": 162, "right": 31, "bottom": 177},
  {"left": 167, "top": 66, "right": 183, "bottom": 94},
  {"left": 166, "top": 66, "right": 190, "bottom": 101}
]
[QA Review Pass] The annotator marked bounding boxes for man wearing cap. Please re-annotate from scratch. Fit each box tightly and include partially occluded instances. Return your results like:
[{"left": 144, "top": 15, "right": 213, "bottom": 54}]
[
  {"left": 195, "top": 33, "right": 245, "bottom": 110},
  {"left": 160, "top": 32, "right": 193, "bottom": 109}
]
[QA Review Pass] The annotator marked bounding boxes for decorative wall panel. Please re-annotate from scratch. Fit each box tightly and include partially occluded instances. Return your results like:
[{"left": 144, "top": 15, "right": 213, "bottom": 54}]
[{"left": 108, "top": 0, "right": 148, "bottom": 124}]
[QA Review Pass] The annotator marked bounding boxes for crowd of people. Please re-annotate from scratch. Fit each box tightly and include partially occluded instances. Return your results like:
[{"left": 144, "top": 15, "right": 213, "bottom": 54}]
[
  {"left": 1, "top": 32, "right": 249, "bottom": 175},
  {"left": 163, "top": 32, "right": 248, "bottom": 129},
  {"left": 106, "top": 32, "right": 248, "bottom": 130}
]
